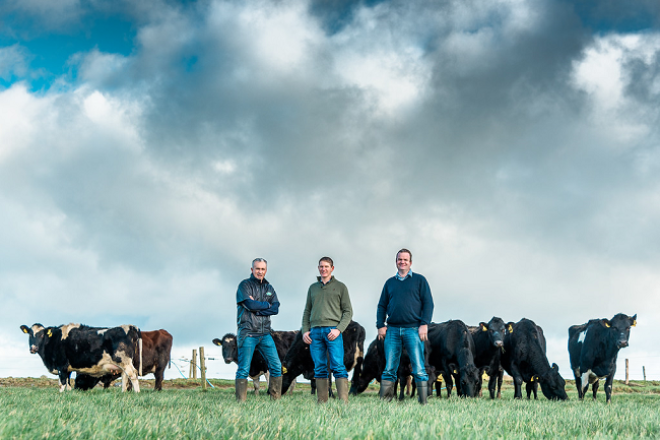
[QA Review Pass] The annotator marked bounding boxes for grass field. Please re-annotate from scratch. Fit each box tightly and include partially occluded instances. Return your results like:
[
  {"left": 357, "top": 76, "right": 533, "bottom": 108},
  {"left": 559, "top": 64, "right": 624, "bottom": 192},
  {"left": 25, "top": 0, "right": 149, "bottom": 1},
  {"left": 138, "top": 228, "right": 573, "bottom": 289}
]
[{"left": 2, "top": 378, "right": 660, "bottom": 439}]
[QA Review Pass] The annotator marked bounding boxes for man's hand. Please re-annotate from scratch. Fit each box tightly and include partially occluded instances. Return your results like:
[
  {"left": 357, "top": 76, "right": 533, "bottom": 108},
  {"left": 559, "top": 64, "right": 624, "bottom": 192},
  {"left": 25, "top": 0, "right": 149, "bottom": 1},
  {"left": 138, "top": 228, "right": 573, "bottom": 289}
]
[
  {"left": 303, "top": 331, "right": 312, "bottom": 345},
  {"left": 419, "top": 324, "right": 428, "bottom": 342},
  {"left": 377, "top": 327, "right": 387, "bottom": 340},
  {"left": 328, "top": 328, "right": 340, "bottom": 341}
]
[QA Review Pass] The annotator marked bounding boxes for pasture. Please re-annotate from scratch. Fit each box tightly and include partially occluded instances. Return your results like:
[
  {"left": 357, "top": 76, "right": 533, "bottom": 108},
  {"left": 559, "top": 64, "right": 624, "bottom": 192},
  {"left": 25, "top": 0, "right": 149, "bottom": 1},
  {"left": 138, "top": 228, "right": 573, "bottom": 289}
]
[{"left": 1, "top": 378, "right": 660, "bottom": 439}]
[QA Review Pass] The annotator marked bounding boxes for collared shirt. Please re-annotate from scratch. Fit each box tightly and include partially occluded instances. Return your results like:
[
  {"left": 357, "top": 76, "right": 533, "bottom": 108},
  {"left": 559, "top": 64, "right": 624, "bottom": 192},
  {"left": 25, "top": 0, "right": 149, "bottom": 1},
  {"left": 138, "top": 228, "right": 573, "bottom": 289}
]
[{"left": 395, "top": 270, "right": 413, "bottom": 281}]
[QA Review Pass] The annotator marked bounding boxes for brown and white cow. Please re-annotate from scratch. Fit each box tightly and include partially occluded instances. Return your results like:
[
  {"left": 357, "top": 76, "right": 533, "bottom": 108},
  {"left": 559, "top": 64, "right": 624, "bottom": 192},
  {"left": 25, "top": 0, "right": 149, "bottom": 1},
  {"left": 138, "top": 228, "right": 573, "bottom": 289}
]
[{"left": 20, "top": 323, "right": 142, "bottom": 392}]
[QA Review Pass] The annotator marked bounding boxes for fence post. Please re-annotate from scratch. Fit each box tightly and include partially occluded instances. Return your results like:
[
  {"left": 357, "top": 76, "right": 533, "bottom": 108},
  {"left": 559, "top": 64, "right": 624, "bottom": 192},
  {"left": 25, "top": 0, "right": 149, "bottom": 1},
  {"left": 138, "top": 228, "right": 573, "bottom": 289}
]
[
  {"left": 625, "top": 359, "right": 629, "bottom": 385},
  {"left": 190, "top": 349, "right": 198, "bottom": 379},
  {"left": 200, "top": 346, "right": 207, "bottom": 390},
  {"left": 643, "top": 366, "right": 646, "bottom": 382}
]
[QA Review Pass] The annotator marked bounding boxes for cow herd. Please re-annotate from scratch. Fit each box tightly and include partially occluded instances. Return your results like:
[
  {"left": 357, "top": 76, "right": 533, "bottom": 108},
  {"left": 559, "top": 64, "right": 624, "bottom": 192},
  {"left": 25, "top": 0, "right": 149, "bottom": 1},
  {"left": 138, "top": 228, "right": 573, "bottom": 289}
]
[{"left": 19, "top": 312, "right": 635, "bottom": 403}]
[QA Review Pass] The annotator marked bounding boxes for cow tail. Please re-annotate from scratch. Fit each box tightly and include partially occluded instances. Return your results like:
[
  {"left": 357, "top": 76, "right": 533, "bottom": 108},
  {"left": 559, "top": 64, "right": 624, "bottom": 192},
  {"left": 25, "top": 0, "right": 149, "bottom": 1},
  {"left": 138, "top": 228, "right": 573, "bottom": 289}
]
[{"left": 137, "top": 328, "right": 143, "bottom": 377}]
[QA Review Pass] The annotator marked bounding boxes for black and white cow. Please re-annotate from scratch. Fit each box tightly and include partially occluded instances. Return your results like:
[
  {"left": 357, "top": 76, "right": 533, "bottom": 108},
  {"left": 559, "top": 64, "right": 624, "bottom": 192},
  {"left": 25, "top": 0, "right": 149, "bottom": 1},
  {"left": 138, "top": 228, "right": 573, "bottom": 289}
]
[
  {"left": 20, "top": 323, "right": 142, "bottom": 392},
  {"left": 281, "top": 320, "right": 366, "bottom": 396},
  {"left": 468, "top": 317, "right": 506, "bottom": 399},
  {"left": 426, "top": 320, "right": 481, "bottom": 398},
  {"left": 501, "top": 318, "right": 567, "bottom": 400},
  {"left": 212, "top": 330, "right": 298, "bottom": 395},
  {"left": 568, "top": 313, "right": 637, "bottom": 403}
]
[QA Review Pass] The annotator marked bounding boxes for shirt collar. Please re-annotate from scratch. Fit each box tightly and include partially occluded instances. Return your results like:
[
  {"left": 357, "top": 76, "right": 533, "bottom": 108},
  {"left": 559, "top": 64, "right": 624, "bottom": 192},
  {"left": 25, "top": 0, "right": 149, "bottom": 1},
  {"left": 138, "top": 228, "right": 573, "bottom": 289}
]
[
  {"left": 317, "top": 275, "right": 335, "bottom": 286},
  {"left": 395, "top": 270, "right": 413, "bottom": 281},
  {"left": 250, "top": 274, "right": 268, "bottom": 284}
]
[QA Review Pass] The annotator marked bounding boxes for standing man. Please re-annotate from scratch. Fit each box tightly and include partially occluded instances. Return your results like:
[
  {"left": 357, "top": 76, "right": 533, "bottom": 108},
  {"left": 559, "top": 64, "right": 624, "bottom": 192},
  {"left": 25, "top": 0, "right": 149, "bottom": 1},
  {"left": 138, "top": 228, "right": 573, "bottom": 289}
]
[
  {"left": 234, "top": 258, "right": 282, "bottom": 402},
  {"left": 376, "top": 249, "right": 434, "bottom": 404},
  {"left": 302, "top": 257, "right": 353, "bottom": 403}
]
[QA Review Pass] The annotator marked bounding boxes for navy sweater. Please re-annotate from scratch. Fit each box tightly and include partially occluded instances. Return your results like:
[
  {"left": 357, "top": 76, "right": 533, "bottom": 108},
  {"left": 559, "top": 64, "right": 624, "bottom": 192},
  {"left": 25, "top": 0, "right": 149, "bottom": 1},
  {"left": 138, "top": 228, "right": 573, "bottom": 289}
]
[{"left": 376, "top": 273, "right": 434, "bottom": 328}]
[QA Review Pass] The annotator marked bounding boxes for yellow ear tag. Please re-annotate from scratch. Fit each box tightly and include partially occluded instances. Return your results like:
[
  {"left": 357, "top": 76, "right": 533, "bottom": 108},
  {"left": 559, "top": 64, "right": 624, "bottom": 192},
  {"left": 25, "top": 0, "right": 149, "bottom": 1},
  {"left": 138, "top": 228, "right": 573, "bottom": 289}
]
[
  {"left": 530, "top": 376, "right": 534, "bottom": 382},
  {"left": 282, "top": 367, "right": 288, "bottom": 374},
  {"left": 22, "top": 328, "right": 28, "bottom": 334},
  {"left": 508, "top": 325, "right": 513, "bottom": 333},
  {"left": 604, "top": 322, "right": 610, "bottom": 328},
  {"left": 632, "top": 320, "right": 637, "bottom": 327},
  {"left": 453, "top": 370, "right": 457, "bottom": 374},
  {"left": 47, "top": 329, "right": 52, "bottom": 337},
  {"left": 482, "top": 326, "right": 488, "bottom": 332}
]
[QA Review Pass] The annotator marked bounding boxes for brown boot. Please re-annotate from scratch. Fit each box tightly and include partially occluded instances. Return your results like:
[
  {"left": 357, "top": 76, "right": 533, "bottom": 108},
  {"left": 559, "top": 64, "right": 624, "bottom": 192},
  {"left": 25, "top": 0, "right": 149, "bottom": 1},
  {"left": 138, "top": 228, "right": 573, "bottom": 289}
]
[
  {"left": 336, "top": 378, "right": 349, "bottom": 404},
  {"left": 235, "top": 379, "right": 248, "bottom": 403},
  {"left": 316, "top": 378, "right": 329, "bottom": 403},
  {"left": 269, "top": 376, "right": 282, "bottom": 401}
]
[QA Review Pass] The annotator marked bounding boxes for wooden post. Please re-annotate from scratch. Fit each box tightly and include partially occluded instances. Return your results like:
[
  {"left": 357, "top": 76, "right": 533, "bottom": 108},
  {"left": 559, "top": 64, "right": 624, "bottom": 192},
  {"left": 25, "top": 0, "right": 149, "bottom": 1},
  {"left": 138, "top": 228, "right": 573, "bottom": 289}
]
[
  {"left": 643, "top": 366, "right": 646, "bottom": 382},
  {"left": 200, "top": 346, "right": 207, "bottom": 390},
  {"left": 191, "top": 349, "right": 198, "bottom": 379},
  {"left": 625, "top": 359, "right": 629, "bottom": 385}
]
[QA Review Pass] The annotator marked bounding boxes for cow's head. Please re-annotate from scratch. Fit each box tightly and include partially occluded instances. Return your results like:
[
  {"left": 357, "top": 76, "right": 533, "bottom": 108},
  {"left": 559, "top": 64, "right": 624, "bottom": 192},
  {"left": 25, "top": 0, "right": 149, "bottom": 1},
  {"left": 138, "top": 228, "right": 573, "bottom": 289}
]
[
  {"left": 213, "top": 334, "right": 238, "bottom": 364},
  {"left": 458, "top": 364, "right": 481, "bottom": 398},
  {"left": 539, "top": 363, "right": 568, "bottom": 401},
  {"left": 480, "top": 317, "right": 506, "bottom": 348},
  {"left": 602, "top": 313, "right": 637, "bottom": 349},
  {"left": 20, "top": 324, "right": 47, "bottom": 354}
]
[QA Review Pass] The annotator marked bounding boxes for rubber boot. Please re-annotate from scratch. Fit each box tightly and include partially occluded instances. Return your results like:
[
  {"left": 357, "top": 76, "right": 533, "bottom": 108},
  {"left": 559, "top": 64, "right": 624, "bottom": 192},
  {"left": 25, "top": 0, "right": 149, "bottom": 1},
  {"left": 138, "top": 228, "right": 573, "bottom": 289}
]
[
  {"left": 316, "top": 378, "right": 329, "bottom": 403},
  {"left": 336, "top": 378, "right": 349, "bottom": 404},
  {"left": 269, "top": 376, "right": 282, "bottom": 401},
  {"left": 416, "top": 381, "right": 428, "bottom": 405},
  {"left": 235, "top": 379, "right": 248, "bottom": 403},
  {"left": 379, "top": 380, "right": 395, "bottom": 402}
]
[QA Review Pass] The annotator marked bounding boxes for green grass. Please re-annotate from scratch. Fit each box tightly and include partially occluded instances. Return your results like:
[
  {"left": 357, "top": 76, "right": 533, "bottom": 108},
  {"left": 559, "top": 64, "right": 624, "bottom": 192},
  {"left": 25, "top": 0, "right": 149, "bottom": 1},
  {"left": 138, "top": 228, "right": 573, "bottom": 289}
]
[{"left": 1, "top": 382, "right": 660, "bottom": 439}]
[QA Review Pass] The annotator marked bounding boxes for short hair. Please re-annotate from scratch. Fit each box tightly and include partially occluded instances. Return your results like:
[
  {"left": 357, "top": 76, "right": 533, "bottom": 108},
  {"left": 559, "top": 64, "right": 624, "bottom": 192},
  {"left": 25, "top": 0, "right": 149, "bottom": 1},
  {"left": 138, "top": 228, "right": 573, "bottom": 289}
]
[
  {"left": 252, "top": 258, "right": 267, "bottom": 268},
  {"left": 318, "top": 256, "right": 334, "bottom": 267},
  {"left": 396, "top": 249, "right": 412, "bottom": 262}
]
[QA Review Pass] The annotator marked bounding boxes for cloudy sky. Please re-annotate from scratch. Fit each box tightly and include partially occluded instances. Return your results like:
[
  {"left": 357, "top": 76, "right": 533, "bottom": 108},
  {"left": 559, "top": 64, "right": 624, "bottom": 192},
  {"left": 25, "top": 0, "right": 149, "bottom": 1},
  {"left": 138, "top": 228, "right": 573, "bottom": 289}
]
[{"left": 1, "top": 0, "right": 659, "bottom": 383}]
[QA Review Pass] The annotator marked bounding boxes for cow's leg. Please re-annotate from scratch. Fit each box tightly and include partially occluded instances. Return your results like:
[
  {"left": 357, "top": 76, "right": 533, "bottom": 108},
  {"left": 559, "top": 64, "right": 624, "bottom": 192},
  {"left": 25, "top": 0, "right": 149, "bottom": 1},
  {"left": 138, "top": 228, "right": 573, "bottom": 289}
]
[
  {"left": 252, "top": 376, "right": 260, "bottom": 396},
  {"left": 124, "top": 364, "right": 140, "bottom": 393},
  {"left": 59, "top": 371, "right": 71, "bottom": 392},
  {"left": 512, "top": 375, "right": 523, "bottom": 399},
  {"left": 496, "top": 369, "right": 503, "bottom": 399},
  {"left": 525, "top": 381, "right": 533, "bottom": 400},
  {"left": 444, "top": 373, "right": 453, "bottom": 398},
  {"left": 604, "top": 374, "right": 614, "bottom": 404},
  {"left": 406, "top": 376, "right": 412, "bottom": 396},
  {"left": 310, "top": 378, "right": 316, "bottom": 395},
  {"left": 592, "top": 379, "right": 600, "bottom": 401},
  {"left": 397, "top": 378, "right": 406, "bottom": 401},
  {"left": 574, "top": 369, "right": 583, "bottom": 399},
  {"left": 154, "top": 368, "right": 165, "bottom": 391},
  {"left": 289, "top": 378, "right": 296, "bottom": 395},
  {"left": 488, "top": 373, "right": 498, "bottom": 399}
]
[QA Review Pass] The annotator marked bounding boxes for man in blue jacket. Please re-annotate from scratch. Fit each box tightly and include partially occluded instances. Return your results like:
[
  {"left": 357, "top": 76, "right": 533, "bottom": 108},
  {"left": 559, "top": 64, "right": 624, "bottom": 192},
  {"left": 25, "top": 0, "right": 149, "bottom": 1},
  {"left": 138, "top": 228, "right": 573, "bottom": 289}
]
[
  {"left": 235, "top": 258, "right": 282, "bottom": 402},
  {"left": 376, "top": 249, "right": 434, "bottom": 404}
]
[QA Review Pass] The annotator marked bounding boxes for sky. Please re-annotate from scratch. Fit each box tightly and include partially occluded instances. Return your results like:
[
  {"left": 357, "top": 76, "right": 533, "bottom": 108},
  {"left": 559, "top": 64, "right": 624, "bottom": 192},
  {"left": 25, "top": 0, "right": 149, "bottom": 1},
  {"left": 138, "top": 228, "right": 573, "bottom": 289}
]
[{"left": 1, "top": 0, "right": 659, "bottom": 384}]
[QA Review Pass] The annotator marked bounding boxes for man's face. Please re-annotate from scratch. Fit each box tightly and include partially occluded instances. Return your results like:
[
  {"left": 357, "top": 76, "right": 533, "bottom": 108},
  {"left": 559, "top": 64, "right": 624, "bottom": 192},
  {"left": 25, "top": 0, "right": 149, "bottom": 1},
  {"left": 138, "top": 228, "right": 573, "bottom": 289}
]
[
  {"left": 251, "top": 261, "right": 267, "bottom": 280},
  {"left": 396, "top": 252, "right": 411, "bottom": 272},
  {"left": 318, "top": 261, "right": 334, "bottom": 279}
]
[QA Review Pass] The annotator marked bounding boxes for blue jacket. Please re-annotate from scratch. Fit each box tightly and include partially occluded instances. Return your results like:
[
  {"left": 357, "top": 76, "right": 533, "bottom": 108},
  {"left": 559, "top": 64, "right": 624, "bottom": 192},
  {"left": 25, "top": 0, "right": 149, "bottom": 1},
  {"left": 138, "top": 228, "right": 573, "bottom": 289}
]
[{"left": 236, "top": 274, "right": 280, "bottom": 340}]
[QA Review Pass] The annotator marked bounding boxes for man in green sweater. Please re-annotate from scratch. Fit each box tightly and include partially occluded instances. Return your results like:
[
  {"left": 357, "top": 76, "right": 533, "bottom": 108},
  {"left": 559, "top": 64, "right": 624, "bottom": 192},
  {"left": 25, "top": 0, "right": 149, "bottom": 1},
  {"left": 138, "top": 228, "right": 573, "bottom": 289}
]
[{"left": 302, "top": 256, "right": 353, "bottom": 403}]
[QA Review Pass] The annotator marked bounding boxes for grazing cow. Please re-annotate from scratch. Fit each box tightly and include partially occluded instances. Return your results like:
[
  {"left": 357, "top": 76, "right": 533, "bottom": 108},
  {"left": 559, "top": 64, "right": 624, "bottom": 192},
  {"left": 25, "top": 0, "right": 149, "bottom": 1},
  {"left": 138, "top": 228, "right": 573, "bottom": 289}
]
[
  {"left": 469, "top": 317, "right": 506, "bottom": 399},
  {"left": 74, "top": 330, "right": 173, "bottom": 391},
  {"left": 568, "top": 313, "right": 637, "bottom": 403},
  {"left": 425, "top": 320, "right": 480, "bottom": 398},
  {"left": 20, "top": 323, "right": 141, "bottom": 392},
  {"left": 281, "top": 320, "right": 365, "bottom": 396},
  {"left": 213, "top": 330, "right": 298, "bottom": 395},
  {"left": 501, "top": 318, "right": 567, "bottom": 400}
]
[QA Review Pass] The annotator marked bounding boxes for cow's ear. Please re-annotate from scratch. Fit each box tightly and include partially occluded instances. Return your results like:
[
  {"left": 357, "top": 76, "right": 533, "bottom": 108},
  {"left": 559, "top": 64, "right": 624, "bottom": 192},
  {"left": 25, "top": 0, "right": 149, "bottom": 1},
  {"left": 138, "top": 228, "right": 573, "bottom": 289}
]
[
  {"left": 603, "top": 319, "right": 611, "bottom": 328},
  {"left": 20, "top": 325, "right": 30, "bottom": 335},
  {"left": 212, "top": 338, "right": 222, "bottom": 346},
  {"left": 552, "top": 363, "right": 559, "bottom": 371},
  {"left": 506, "top": 322, "right": 515, "bottom": 333},
  {"left": 480, "top": 323, "right": 488, "bottom": 332},
  {"left": 47, "top": 329, "right": 53, "bottom": 338},
  {"left": 631, "top": 314, "right": 637, "bottom": 327}
]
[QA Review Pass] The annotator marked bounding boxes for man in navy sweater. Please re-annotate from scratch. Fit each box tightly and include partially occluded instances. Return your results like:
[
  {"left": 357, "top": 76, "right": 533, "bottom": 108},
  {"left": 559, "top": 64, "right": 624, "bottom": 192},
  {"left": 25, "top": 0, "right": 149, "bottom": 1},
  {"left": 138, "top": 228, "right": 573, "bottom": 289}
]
[{"left": 376, "top": 249, "right": 434, "bottom": 404}]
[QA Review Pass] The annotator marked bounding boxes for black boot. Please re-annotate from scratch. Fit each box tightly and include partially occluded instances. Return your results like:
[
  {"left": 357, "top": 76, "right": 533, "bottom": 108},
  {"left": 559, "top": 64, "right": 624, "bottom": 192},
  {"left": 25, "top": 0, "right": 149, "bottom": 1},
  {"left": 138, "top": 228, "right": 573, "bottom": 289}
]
[
  {"left": 417, "top": 381, "right": 428, "bottom": 405},
  {"left": 379, "top": 380, "right": 395, "bottom": 402}
]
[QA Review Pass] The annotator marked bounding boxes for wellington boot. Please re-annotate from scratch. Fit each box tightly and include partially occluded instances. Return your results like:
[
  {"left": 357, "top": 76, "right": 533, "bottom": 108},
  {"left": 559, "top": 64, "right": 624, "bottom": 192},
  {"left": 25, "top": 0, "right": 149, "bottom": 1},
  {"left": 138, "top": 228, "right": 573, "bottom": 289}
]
[
  {"left": 336, "top": 378, "right": 349, "bottom": 404},
  {"left": 235, "top": 379, "right": 248, "bottom": 403},
  {"left": 416, "top": 381, "right": 428, "bottom": 405},
  {"left": 316, "top": 378, "right": 329, "bottom": 404},
  {"left": 379, "top": 380, "right": 395, "bottom": 402},
  {"left": 269, "top": 376, "right": 282, "bottom": 401}
]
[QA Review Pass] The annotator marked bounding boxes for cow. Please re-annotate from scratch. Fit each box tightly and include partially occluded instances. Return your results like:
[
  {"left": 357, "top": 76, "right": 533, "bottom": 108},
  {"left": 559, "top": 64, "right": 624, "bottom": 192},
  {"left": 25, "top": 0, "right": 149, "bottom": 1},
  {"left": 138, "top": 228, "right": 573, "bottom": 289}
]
[
  {"left": 425, "top": 320, "right": 480, "bottom": 398},
  {"left": 352, "top": 337, "right": 417, "bottom": 400},
  {"left": 468, "top": 317, "right": 507, "bottom": 399},
  {"left": 213, "top": 330, "right": 298, "bottom": 395},
  {"left": 74, "top": 329, "right": 173, "bottom": 391},
  {"left": 281, "top": 320, "right": 365, "bottom": 396},
  {"left": 20, "top": 323, "right": 141, "bottom": 393},
  {"left": 501, "top": 318, "right": 568, "bottom": 400},
  {"left": 568, "top": 313, "right": 637, "bottom": 403}
]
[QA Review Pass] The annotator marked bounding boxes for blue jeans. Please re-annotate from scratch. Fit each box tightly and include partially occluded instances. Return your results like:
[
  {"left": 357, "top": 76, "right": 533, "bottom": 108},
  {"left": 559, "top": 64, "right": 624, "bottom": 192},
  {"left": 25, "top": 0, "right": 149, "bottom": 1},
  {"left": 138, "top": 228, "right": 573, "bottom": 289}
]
[
  {"left": 382, "top": 326, "right": 428, "bottom": 382},
  {"left": 236, "top": 334, "right": 282, "bottom": 379},
  {"left": 310, "top": 326, "right": 348, "bottom": 379}
]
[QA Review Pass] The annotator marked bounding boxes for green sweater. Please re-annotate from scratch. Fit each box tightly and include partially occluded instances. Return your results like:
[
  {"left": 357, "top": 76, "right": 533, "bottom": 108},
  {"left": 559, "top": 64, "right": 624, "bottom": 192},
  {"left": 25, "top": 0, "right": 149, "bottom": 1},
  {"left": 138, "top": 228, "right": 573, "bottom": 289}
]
[{"left": 301, "top": 276, "right": 353, "bottom": 334}]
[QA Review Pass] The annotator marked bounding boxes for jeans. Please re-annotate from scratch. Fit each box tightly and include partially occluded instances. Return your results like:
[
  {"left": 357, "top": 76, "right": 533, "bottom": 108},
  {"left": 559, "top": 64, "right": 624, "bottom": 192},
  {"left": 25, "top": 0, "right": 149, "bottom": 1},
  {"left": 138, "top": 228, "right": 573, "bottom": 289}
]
[
  {"left": 236, "top": 334, "right": 282, "bottom": 379},
  {"left": 382, "top": 326, "right": 428, "bottom": 382},
  {"left": 310, "top": 326, "right": 348, "bottom": 379}
]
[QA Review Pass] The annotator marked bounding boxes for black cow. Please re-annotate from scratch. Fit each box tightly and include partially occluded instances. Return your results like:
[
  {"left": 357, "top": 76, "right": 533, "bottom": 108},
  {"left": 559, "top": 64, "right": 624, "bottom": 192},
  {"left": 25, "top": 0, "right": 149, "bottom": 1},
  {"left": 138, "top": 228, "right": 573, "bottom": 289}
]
[
  {"left": 469, "top": 317, "right": 506, "bottom": 399},
  {"left": 425, "top": 320, "right": 480, "bottom": 398},
  {"left": 568, "top": 313, "right": 637, "bottom": 403},
  {"left": 20, "top": 323, "right": 142, "bottom": 392},
  {"left": 501, "top": 318, "right": 567, "bottom": 400},
  {"left": 281, "top": 320, "right": 365, "bottom": 396},
  {"left": 212, "top": 330, "right": 298, "bottom": 395},
  {"left": 75, "top": 329, "right": 173, "bottom": 391}
]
